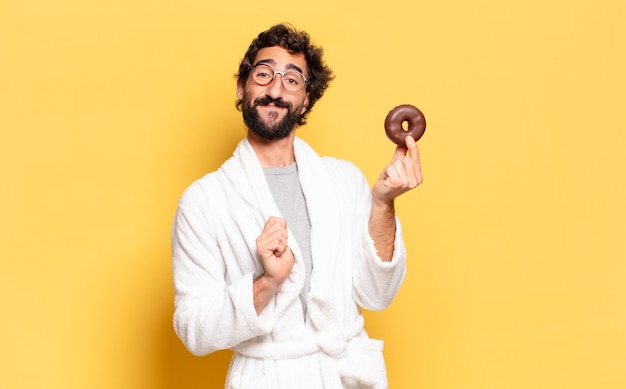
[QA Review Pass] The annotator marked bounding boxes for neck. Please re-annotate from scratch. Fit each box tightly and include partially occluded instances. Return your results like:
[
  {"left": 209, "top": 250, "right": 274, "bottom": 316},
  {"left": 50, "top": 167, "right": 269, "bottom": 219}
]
[{"left": 247, "top": 130, "right": 296, "bottom": 168}]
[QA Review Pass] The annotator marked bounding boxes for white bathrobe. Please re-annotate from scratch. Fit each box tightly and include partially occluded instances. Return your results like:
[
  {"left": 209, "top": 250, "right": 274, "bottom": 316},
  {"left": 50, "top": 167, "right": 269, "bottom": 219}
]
[{"left": 172, "top": 137, "right": 407, "bottom": 389}]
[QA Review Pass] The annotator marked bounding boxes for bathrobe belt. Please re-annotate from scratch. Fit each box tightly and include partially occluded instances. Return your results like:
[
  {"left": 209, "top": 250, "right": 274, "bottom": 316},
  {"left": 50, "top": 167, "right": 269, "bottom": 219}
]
[{"left": 231, "top": 324, "right": 381, "bottom": 388}]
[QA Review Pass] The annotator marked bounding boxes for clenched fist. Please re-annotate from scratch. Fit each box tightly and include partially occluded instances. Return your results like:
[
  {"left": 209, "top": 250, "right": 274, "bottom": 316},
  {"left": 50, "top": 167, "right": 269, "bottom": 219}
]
[{"left": 253, "top": 217, "right": 295, "bottom": 314}]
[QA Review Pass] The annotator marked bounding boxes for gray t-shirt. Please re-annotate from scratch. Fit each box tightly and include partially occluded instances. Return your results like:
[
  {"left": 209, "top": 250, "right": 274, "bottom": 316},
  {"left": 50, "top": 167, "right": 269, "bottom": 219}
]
[{"left": 264, "top": 163, "right": 312, "bottom": 320}]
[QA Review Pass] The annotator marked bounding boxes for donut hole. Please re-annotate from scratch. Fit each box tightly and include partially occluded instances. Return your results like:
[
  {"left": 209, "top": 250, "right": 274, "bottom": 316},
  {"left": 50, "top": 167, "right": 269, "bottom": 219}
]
[{"left": 402, "top": 121, "right": 410, "bottom": 131}]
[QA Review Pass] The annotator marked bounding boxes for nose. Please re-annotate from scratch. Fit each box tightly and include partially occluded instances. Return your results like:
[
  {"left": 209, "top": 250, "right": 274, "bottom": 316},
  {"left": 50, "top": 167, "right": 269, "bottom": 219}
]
[{"left": 265, "top": 73, "right": 285, "bottom": 98}]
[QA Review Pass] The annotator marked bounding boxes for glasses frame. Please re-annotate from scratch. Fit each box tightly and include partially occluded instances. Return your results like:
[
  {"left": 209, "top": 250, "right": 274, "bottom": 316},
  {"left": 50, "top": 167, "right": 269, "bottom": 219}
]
[{"left": 248, "top": 63, "right": 309, "bottom": 93}]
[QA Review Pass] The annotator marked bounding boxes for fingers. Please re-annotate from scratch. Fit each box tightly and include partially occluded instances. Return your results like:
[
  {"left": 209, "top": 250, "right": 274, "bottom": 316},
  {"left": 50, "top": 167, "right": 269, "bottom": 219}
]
[
  {"left": 374, "top": 135, "right": 423, "bottom": 203},
  {"left": 257, "top": 217, "right": 289, "bottom": 257},
  {"left": 371, "top": 134, "right": 425, "bottom": 208},
  {"left": 391, "top": 136, "right": 419, "bottom": 162},
  {"left": 390, "top": 136, "right": 422, "bottom": 188},
  {"left": 404, "top": 135, "right": 420, "bottom": 163},
  {"left": 256, "top": 217, "right": 295, "bottom": 284},
  {"left": 385, "top": 159, "right": 420, "bottom": 189}
]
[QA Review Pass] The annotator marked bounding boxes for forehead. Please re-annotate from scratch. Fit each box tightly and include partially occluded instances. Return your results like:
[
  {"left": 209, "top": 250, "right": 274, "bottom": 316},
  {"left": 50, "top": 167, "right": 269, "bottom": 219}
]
[{"left": 253, "top": 46, "right": 307, "bottom": 73}]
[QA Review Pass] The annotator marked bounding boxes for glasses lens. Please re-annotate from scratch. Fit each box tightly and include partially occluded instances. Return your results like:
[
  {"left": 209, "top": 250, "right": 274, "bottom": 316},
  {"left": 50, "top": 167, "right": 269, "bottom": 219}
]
[
  {"left": 251, "top": 64, "right": 275, "bottom": 86},
  {"left": 281, "top": 71, "right": 305, "bottom": 92}
]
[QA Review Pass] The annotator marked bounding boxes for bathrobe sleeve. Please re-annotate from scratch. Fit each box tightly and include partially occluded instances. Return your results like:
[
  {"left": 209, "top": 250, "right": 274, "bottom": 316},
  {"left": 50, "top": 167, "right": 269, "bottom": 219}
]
[
  {"left": 171, "top": 180, "right": 273, "bottom": 356},
  {"left": 338, "top": 160, "right": 407, "bottom": 311},
  {"left": 353, "top": 215, "right": 407, "bottom": 311}
]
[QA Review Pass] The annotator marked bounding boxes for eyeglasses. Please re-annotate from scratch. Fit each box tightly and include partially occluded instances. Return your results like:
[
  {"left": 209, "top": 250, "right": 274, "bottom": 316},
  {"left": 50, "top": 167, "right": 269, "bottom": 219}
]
[{"left": 249, "top": 63, "right": 308, "bottom": 93}]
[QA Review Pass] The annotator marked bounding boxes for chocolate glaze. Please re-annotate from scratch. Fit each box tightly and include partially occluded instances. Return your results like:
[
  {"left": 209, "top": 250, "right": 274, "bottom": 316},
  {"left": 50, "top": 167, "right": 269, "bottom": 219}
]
[{"left": 384, "top": 104, "right": 426, "bottom": 145}]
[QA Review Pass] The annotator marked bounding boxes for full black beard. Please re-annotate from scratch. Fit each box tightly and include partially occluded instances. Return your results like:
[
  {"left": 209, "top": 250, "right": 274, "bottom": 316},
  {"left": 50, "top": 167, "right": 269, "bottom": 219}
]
[{"left": 242, "top": 95, "right": 301, "bottom": 141}]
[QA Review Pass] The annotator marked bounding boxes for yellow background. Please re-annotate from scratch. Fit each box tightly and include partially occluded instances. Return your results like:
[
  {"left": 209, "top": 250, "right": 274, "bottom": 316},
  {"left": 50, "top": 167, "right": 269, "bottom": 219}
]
[{"left": 2, "top": 0, "right": 625, "bottom": 388}]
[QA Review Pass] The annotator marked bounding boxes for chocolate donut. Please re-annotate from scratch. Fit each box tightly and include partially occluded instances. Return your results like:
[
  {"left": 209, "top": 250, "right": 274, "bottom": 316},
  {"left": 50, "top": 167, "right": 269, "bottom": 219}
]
[{"left": 384, "top": 104, "right": 426, "bottom": 145}]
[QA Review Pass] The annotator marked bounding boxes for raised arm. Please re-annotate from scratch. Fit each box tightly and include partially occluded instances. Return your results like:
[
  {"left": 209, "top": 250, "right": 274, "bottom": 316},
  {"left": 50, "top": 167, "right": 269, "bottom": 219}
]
[{"left": 368, "top": 136, "right": 423, "bottom": 261}]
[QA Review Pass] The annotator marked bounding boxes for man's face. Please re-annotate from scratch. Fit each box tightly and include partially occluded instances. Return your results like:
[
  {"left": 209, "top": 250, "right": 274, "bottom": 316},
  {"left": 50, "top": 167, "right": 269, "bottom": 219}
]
[{"left": 237, "top": 46, "right": 310, "bottom": 141}]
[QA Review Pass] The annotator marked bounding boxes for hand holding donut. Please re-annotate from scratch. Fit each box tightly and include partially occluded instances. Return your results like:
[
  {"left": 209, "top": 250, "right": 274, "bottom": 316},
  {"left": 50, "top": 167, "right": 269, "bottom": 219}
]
[
  {"left": 368, "top": 104, "right": 425, "bottom": 261},
  {"left": 372, "top": 128, "right": 423, "bottom": 204}
]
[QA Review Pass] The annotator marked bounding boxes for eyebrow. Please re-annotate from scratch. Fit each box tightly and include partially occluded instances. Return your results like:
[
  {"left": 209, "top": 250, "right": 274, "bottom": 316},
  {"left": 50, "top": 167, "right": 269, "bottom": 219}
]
[{"left": 255, "top": 58, "right": 306, "bottom": 75}]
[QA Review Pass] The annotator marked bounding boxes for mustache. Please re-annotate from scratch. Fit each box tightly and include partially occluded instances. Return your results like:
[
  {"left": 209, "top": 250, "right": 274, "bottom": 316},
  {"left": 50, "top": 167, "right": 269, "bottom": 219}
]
[{"left": 254, "top": 96, "right": 291, "bottom": 109}]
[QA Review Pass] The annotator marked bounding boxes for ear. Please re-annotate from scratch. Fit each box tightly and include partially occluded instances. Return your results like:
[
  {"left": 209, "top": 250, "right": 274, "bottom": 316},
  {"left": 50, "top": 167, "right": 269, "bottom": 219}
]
[
  {"left": 236, "top": 80, "right": 244, "bottom": 100},
  {"left": 300, "top": 93, "right": 310, "bottom": 115}
]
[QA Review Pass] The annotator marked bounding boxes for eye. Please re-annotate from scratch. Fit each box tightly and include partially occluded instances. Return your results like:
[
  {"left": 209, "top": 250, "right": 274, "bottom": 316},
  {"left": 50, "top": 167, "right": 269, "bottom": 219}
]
[
  {"left": 252, "top": 64, "right": 275, "bottom": 81},
  {"left": 284, "top": 72, "right": 302, "bottom": 85}
]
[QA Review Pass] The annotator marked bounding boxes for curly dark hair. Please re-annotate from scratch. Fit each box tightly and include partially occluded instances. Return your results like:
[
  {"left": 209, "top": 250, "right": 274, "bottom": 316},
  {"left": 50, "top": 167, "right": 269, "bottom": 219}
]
[{"left": 235, "top": 23, "right": 334, "bottom": 126}]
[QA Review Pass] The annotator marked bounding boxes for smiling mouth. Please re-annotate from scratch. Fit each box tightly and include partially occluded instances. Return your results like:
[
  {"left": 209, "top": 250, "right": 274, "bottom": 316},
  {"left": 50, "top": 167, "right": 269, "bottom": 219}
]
[
  {"left": 259, "top": 103, "right": 285, "bottom": 109},
  {"left": 255, "top": 96, "right": 290, "bottom": 109}
]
